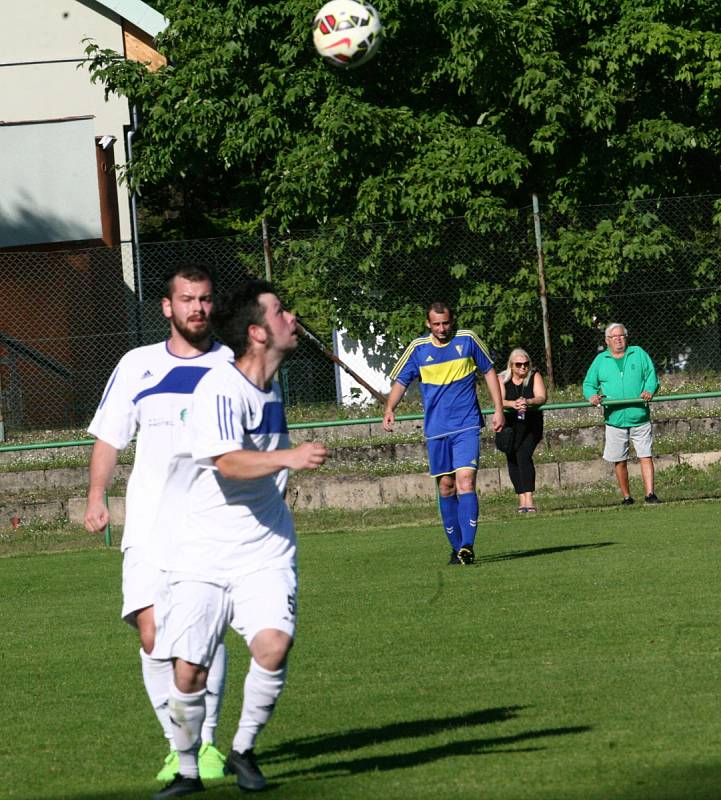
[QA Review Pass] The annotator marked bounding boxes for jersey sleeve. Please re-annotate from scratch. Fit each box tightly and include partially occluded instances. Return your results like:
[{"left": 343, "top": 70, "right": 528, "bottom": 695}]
[
  {"left": 582, "top": 355, "right": 601, "bottom": 399},
  {"left": 190, "top": 370, "right": 246, "bottom": 468},
  {"left": 389, "top": 342, "right": 420, "bottom": 386},
  {"left": 86, "top": 355, "right": 139, "bottom": 450},
  {"left": 468, "top": 333, "right": 494, "bottom": 373}
]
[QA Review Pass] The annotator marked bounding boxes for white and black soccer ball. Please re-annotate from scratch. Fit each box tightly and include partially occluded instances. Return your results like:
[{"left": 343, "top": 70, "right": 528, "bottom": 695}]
[{"left": 312, "top": 0, "right": 383, "bottom": 68}]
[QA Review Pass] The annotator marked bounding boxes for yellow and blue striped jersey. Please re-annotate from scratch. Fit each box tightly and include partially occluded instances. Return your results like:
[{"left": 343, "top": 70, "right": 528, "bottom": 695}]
[{"left": 389, "top": 329, "right": 493, "bottom": 438}]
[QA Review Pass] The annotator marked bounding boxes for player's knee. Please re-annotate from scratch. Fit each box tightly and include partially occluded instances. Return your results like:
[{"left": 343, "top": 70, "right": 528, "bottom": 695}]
[
  {"left": 252, "top": 630, "right": 293, "bottom": 671},
  {"left": 456, "top": 477, "right": 476, "bottom": 494},
  {"left": 135, "top": 606, "right": 156, "bottom": 654},
  {"left": 174, "top": 659, "right": 208, "bottom": 693},
  {"left": 139, "top": 629, "right": 155, "bottom": 654}
]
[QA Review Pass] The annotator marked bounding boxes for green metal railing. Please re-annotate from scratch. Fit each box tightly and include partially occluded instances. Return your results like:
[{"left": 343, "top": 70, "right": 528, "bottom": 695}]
[{"left": 1, "top": 391, "right": 720, "bottom": 448}]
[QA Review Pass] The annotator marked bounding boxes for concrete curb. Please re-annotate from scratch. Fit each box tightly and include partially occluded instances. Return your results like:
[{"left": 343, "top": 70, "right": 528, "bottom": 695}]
[{"left": 46, "top": 449, "right": 721, "bottom": 525}]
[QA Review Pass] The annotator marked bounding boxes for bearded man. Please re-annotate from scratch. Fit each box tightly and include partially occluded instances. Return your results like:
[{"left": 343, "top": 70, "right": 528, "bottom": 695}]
[{"left": 84, "top": 264, "right": 232, "bottom": 782}]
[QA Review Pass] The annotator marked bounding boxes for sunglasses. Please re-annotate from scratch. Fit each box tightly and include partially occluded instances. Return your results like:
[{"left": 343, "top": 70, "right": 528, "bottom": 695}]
[{"left": 514, "top": 361, "right": 530, "bottom": 368}]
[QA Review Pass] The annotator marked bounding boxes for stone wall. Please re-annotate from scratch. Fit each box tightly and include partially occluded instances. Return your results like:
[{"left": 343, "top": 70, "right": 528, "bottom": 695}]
[
  {"left": 53, "top": 448, "right": 721, "bottom": 524},
  {"left": 2, "top": 408, "right": 720, "bottom": 524}
]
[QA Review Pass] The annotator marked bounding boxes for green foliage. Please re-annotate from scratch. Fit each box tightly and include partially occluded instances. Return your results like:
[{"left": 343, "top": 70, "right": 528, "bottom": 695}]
[{"left": 85, "top": 1, "right": 721, "bottom": 358}]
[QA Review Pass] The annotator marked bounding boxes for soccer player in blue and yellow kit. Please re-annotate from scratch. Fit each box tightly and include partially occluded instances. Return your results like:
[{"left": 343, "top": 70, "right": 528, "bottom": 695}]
[{"left": 383, "top": 302, "right": 504, "bottom": 565}]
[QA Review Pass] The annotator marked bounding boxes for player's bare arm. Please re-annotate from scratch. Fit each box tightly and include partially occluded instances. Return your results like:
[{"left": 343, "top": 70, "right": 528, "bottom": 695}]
[
  {"left": 382, "top": 382, "right": 407, "bottom": 432},
  {"left": 483, "top": 368, "right": 505, "bottom": 432},
  {"left": 84, "top": 439, "right": 119, "bottom": 532},
  {"left": 214, "top": 441, "right": 328, "bottom": 480}
]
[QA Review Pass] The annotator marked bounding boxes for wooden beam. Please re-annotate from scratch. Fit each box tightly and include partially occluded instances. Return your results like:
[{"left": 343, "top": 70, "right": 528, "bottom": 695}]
[{"left": 123, "top": 20, "right": 166, "bottom": 72}]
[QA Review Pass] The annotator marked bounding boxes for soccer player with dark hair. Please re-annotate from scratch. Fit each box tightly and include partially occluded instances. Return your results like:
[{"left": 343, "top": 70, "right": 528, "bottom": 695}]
[
  {"left": 83, "top": 264, "right": 231, "bottom": 783},
  {"left": 151, "top": 280, "right": 327, "bottom": 798},
  {"left": 383, "top": 302, "right": 504, "bottom": 565}
]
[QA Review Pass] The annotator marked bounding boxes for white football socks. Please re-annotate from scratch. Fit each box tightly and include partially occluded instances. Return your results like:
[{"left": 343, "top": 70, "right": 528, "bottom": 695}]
[
  {"left": 201, "top": 642, "right": 227, "bottom": 745},
  {"left": 232, "top": 658, "right": 286, "bottom": 754},
  {"left": 168, "top": 684, "right": 206, "bottom": 779},
  {"left": 139, "top": 648, "right": 175, "bottom": 749}
]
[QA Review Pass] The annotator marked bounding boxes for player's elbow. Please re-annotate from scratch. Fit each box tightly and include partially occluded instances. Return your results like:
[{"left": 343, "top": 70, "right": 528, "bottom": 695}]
[
  {"left": 216, "top": 464, "right": 232, "bottom": 480},
  {"left": 213, "top": 454, "right": 237, "bottom": 480}
]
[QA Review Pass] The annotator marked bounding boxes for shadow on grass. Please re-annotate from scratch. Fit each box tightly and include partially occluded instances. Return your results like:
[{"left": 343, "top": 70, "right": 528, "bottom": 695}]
[
  {"left": 476, "top": 541, "right": 615, "bottom": 564},
  {"left": 58, "top": 711, "right": 590, "bottom": 799},
  {"left": 47, "top": 710, "right": 522, "bottom": 799},
  {"left": 273, "top": 724, "right": 593, "bottom": 782},
  {"left": 263, "top": 706, "right": 525, "bottom": 762}
]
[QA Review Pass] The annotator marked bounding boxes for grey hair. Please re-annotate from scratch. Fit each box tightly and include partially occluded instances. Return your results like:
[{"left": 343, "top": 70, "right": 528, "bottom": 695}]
[{"left": 604, "top": 322, "right": 628, "bottom": 338}]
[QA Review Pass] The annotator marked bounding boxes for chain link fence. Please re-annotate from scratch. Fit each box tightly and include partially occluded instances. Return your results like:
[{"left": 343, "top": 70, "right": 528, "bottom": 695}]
[{"left": 2, "top": 194, "right": 721, "bottom": 432}]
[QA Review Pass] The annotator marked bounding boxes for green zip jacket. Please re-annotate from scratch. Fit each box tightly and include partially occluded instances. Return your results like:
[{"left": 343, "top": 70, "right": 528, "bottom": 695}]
[{"left": 582, "top": 345, "right": 659, "bottom": 428}]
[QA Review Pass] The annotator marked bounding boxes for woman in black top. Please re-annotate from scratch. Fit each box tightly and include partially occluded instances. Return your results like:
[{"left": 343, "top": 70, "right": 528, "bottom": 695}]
[{"left": 498, "top": 348, "right": 547, "bottom": 512}]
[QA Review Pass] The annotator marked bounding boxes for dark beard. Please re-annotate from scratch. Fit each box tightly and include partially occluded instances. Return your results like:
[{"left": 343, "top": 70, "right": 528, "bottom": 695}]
[{"left": 172, "top": 314, "right": 211, "bottom": 347}]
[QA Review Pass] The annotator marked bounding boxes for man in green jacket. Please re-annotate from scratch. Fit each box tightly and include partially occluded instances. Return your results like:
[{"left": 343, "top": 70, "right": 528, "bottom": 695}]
[{"left": 583, "top": 323, "right": 660, "bottom": 505}]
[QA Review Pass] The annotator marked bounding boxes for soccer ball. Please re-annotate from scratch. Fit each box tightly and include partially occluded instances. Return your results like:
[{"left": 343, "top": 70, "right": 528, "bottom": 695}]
[{"left": 312, "top": 0, "right": 383, "bottom": 68}]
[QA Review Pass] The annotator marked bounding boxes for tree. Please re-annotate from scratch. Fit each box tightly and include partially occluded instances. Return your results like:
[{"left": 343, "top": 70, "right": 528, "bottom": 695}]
[{"left": 86, "top": 1, "right": 721, "bottom": 373}]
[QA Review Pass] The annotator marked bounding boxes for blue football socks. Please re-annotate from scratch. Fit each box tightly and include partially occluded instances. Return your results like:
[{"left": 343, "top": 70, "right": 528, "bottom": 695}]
[
  {"left": 438, "top": 494, "right": 462, "bottom": 551},
  {"left": 457, "top": 491, "right": 479, "bottom": 547}
]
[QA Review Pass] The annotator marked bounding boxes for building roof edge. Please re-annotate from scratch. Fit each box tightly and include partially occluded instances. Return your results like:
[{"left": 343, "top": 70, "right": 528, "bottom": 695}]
[{"left": 95, "top": 0, "right": 167, "bottom": 38}]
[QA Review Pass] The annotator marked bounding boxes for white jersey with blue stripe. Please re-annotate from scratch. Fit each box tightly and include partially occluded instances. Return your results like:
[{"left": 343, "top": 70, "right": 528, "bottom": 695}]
[
  {"left": 154, "top": 360, "right": 296, "bottom": 578},
  {"left": 88, "top": 340, "right": 233, "bottom": 552}
]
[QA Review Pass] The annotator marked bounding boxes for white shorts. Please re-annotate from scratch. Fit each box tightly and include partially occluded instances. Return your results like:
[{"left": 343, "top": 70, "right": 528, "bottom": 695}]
[
  {"left": 121, "top": 547, "right": 164, "bottom": 626},
  {"left": 603, "top": 422, "right": 653, "bottom": 462},
  {"left": 152, "top": 568, "right": 297, "bottom": 667}
]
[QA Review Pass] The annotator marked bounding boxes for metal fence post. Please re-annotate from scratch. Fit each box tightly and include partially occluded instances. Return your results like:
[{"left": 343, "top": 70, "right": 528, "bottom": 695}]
[
  {"left": 103, "top": 488, "right": 111, "bottom": 547},
  {"left": 127, "top": 105, "right": 145, "bottom": 348},
  {"left": 532, "top": 193, "right": 555, "bottom": 389},
  {"left": 0, "top": 370, "right": 4, "bottom": 442},
  {"left": 262, "top": 217, "right": 273, "bottom": 282}
]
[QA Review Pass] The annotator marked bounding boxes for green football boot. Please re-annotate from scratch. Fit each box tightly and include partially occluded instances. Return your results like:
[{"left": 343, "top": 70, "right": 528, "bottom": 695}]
[
  {"left": 156, "top": 750, "right": 180, "bottom": 782},
  {"left": 198, "top": 743, "right": 226, "bottom": 781}
]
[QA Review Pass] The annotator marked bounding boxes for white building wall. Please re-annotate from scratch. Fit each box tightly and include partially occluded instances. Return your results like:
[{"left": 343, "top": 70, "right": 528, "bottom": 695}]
[
  {"left": 332, "top": 329, "right": 419, "bottom": 407},
  {"left": 0, "top": 118, "right": 103, "bottom": 246},
  {"left": 0, "top": 0, "right": 135, "bottom": 244}
]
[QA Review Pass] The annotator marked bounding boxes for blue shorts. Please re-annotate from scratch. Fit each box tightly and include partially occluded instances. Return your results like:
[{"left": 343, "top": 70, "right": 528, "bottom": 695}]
[{"left": 426, "top": 428, "right": 481, "bottom": 477}]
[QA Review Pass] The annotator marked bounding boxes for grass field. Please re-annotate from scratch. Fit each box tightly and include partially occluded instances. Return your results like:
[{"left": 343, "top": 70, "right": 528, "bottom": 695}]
[{"left": 4, "top": 499, "right": 721, "bottom": 800}]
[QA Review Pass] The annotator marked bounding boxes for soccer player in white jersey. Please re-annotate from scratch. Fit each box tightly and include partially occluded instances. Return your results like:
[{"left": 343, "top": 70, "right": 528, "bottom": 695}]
[
  {"left": 151, "top": 280, "right": 328, "bottom": 799},
  {"left": 83, "top": 264, "right": 232, "bottom": 783}
]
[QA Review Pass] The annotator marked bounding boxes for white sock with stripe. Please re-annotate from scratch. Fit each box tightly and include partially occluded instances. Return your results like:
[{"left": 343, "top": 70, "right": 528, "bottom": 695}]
[
  {"left": 139, "top": 648, "right": 175, "bottom": 750},
  {"left": 202, "top": 642, "right": 227, "bottom": 745},
  {"left": 232, "top": 659, "right": 286, "bottom": 754},
  {"left": 168, "top": 684, "right": 206, "bottom": 779}
]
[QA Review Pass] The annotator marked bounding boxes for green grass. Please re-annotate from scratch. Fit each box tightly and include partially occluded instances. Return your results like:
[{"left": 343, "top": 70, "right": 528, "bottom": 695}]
[
  {"left": 0, "top": 518, "right": 113, "bottom": 556},
  {"left": 4, "top": 500, "right": 721, "bottom": 799}
]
